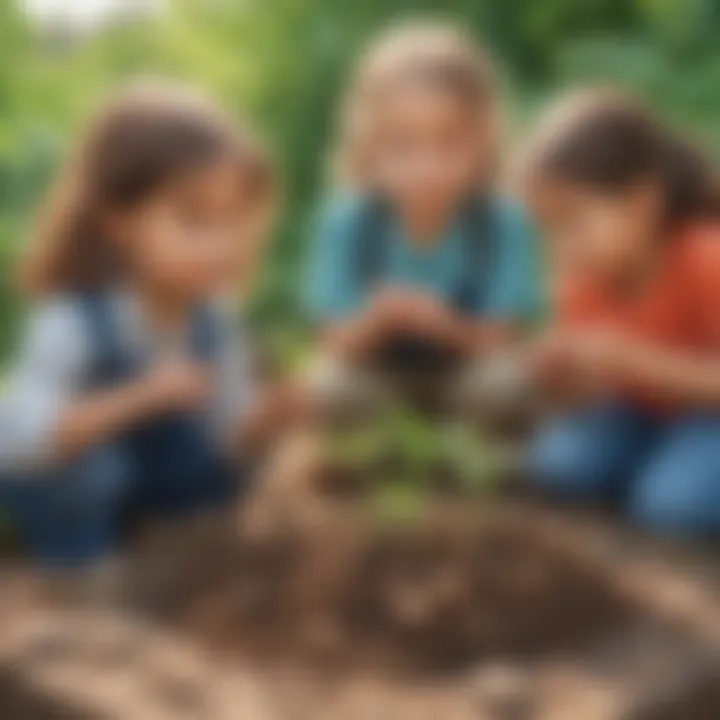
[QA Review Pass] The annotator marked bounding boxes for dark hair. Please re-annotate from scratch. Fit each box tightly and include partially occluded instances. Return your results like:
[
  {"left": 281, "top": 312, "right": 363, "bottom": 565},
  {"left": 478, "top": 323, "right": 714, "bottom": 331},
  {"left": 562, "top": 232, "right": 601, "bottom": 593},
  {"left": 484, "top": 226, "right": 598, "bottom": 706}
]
[
  {"left": 527, "top": 90, "right": 720, "bottom": 228},
  {"left": 22, "top": 79, "right": 274, "bottom": 295}
]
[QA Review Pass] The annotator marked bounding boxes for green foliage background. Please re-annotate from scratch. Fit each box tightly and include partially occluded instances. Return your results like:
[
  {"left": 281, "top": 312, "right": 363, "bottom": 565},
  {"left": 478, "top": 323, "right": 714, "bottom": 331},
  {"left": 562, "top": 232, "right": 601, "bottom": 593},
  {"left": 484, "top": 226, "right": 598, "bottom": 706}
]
[{"left": 0, "top": 0, "right": 719, "bottom": 358}]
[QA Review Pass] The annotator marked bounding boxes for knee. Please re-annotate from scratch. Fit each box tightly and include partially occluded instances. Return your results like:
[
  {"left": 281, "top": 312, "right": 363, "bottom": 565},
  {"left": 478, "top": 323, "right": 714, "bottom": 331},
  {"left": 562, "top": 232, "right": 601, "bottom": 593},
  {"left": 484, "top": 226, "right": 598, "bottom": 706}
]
[
  {"left": 630, "top": 414, "right": 720, "bottom": 536},
  {"left": 630, "top": 469, "right": 716, "bottom": 537},
  {"left": 630, "top": 488, "right": 699, "bottom": 536},
  {"left": 63, "top": 445, "right": 133, "bottom": 512},
  {"left": 527, "top": 428, "right": 614, "bottom": 499}
]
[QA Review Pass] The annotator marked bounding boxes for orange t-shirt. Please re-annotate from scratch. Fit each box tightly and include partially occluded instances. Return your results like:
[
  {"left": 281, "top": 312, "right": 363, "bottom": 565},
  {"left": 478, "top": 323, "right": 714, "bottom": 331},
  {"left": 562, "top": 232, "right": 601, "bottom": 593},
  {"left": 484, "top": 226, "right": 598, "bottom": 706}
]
[{"left": 556, "top": 224, "right": 720, "bottom": 406}]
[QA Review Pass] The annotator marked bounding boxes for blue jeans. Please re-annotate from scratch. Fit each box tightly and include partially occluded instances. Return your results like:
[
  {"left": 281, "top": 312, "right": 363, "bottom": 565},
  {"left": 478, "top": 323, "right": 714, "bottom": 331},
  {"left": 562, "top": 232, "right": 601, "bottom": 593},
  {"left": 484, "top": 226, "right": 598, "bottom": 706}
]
[
  {"left": 529, "top": 404, "right": 720, "bottom": 536},
  {"left": 0, "top": 446, "right": 131, "bottom": 566},
  {"left": 0, "top": 444, "right": 239, "bottom": 567}
]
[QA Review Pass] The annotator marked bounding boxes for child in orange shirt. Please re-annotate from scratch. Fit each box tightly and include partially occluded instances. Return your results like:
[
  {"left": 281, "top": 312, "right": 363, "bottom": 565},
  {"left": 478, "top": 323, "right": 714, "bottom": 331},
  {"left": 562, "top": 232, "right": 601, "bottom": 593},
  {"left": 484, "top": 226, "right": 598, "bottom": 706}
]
[{"left": 524, "top": 90, "right": 720, "bottom": 537}]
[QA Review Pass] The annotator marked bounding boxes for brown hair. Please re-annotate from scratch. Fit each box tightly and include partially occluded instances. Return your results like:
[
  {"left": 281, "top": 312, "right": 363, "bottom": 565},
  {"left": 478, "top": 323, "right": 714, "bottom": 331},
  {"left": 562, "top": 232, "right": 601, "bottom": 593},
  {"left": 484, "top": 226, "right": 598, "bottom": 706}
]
[
  {"left": 21, "top": 79, "right": 275, "bottom": 296},
  {"left": 336, "top": 20, "right": 498, "bottom": 187},
  {"left": 525, "top": 89, "right": 720, "bottom": 228}
]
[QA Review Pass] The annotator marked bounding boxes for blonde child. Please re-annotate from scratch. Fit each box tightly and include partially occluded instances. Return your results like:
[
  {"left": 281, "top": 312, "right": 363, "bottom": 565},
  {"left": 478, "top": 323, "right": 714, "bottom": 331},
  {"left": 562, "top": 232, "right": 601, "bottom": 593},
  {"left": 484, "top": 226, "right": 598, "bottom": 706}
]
[{"left": 305, "top": 21, "right": 543, "bottom": 413}]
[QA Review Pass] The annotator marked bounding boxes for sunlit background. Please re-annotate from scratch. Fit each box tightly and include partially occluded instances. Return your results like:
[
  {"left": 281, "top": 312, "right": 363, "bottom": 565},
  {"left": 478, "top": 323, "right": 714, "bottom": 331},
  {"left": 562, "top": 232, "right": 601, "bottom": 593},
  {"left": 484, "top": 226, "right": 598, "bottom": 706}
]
[
  {"left": 2, "top": 0, "right": 719, "bottom": 358},
  {"left": 25, "top": 0, "right": 164, "bottom": 31}
]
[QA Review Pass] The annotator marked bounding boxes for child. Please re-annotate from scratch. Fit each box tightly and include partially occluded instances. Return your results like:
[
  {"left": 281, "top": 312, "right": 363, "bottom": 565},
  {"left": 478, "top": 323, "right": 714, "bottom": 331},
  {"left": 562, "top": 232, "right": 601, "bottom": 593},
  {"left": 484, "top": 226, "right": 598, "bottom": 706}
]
[
  {"left": 0, "top": 80, "right": 278, "bottom": 566},
  {"left": 524, "top": 90, "right": 720, "bottom": 536},
  {"left": 304, "top": 22, "right": 543, "bottom": 414}
]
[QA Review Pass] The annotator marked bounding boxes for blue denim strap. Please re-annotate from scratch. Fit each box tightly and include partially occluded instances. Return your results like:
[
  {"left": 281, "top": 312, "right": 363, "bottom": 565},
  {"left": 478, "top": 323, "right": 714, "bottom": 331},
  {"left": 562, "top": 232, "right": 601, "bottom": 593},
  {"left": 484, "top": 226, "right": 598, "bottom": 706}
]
[
  {"left": 355, "top": 196, "right": 495, "bottom": 317},
  {"left": 454, "top": 196, "right": 494, "bottom": 315},
  {"left": 189, "top": 303, "right": 222, "bottom": 364},
  {"left": 77, "top": 293, "right": 222, "bottom": 385},
  {"left": 76, "top": 292, "right": 132, "bottom": 387}
]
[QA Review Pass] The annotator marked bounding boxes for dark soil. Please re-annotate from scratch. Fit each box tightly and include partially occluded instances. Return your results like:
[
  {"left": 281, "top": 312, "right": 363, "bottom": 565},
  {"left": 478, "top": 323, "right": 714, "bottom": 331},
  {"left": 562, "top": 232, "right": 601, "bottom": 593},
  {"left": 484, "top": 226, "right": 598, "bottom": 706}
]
[
  {"left": 0, "top": 499, "right": 718, "bottom": 719},
  {"left": 127, "top": 502, "right": 642, "bottom": 676},
  {"left": 0, "top": 669, "right": 96, "bottom": 720}
]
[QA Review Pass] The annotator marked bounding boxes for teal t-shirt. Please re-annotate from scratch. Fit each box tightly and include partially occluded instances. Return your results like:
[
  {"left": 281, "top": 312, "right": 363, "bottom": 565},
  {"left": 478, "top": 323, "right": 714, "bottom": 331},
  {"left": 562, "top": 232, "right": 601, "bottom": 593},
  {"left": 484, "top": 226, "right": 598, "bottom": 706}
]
[{"left": 304, "top": 194, "right": 544, "bottom": 322}]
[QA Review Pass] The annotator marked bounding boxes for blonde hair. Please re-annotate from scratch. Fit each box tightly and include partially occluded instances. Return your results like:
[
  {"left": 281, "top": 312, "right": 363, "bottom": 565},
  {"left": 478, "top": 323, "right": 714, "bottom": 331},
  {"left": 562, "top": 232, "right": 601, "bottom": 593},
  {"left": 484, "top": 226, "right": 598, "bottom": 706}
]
[
  {"left": 21, "top": 79, "right": 275, "bottom": 297},
  {"left": 336, "top": 20, "right": 498, "bottom": 188}
]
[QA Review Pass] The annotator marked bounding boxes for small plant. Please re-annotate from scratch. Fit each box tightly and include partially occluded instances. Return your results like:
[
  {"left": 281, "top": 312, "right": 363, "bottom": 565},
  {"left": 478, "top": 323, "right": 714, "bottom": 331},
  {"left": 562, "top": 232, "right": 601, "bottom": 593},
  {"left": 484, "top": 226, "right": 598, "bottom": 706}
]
[{"left": 325, "top": 403, "right": 509, "bottom": 510}]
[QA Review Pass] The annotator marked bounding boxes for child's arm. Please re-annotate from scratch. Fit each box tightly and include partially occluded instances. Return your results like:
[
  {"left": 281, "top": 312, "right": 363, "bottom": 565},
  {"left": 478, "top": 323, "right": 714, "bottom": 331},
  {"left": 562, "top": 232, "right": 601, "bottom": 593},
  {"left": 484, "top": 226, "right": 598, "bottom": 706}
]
[
  {"left": 435, "top": 316, "right": 524, "bottom": 355},
  {"left": 551, "top": 330, "right": 720, "bottom": 407},
  {"left": 237, "top": 380, "right": 313, "bottom": 452},
  {"left": 319, "top": 288, "right": 406, "bottom": 362},
  {"left": 211, "top": 310, "right": 314, "bottom": 454},
  {"left": 626, "top": 345, "right": 720, "bottom": 406},
  {"left": 538, "top": 234, "right": 720, "bottom": 406},
  {"left": 321, "top": 284, "right": 519, "bottom": 359},
  {"left": 621, "top": 343, "right": 720, "bottom": 405},
  {"left": 0, "top": 301, "right": 210, "bottom": 471},
  {"left": 306, "top": 197, "right": 387, "bottom": 361},
  {"left": 530, "top": 325, "right": 720, "bottom": 407},
  {"left": 321, "top": 289, "right": 523, "bottom": 362},
  {"left": 405, "top": 297, "right": 523, "bottom": 355},
  {"left": 320, "top": 307, "right": 388, "bottom": 362},
  {"left": 54, "top": 359, "right": 210, "bottom": 460}
]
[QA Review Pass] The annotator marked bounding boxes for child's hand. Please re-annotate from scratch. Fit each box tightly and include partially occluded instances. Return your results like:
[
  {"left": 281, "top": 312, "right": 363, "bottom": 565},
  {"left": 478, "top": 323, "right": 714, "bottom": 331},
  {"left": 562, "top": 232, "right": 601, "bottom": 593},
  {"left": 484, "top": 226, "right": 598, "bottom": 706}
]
[
  {"left": 240, "top": 381, "right": 315, "bottom": 450},
  {"left": 371, "top": 288, "right": 450, "bottom": 334},
  {"left": 404, "top": 294, "right": 452, "bottom": 335},
  {"left": 532, "top": 328, "right": 633, "bottom": 395},
  {"left": 370, "top": 288, "right": 414, "bottom": 329},
  {"left": 569, "top": 330, "right": 628, "bottom": 382},
  {"left": 530, "top": 330, "right": 575, "bottom": 379},
  {"left": 263, "top": 381, "right": 315, "bottom": 423},
  {"left": 140, "top": 357, "right": 212, "bottom": 413}
]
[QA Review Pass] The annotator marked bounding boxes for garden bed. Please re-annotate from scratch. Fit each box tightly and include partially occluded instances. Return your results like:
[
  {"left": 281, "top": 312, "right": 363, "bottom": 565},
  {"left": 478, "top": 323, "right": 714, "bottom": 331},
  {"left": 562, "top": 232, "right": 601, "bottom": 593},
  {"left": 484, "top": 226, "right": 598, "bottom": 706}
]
[
  {"left": 0, "top": 497, "right": 718, "bottom": 719},
  {"left": 129, "top": 502, "right": 640, "bottom": 674}
]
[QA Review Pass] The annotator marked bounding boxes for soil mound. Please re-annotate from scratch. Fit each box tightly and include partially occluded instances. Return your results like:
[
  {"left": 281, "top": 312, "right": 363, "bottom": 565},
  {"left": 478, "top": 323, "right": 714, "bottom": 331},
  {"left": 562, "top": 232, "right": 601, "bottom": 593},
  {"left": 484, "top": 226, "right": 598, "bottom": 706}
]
[{"left": 128, "top": 503, "right": 638, "bottom": 675}]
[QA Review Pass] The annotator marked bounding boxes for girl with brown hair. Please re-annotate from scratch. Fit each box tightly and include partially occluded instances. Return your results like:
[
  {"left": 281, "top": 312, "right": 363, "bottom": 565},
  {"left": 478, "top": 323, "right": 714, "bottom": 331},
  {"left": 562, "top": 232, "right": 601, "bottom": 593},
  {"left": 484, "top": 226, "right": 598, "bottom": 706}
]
[{"left": 0, "top": 79, "right": 279, "bottom": 565}]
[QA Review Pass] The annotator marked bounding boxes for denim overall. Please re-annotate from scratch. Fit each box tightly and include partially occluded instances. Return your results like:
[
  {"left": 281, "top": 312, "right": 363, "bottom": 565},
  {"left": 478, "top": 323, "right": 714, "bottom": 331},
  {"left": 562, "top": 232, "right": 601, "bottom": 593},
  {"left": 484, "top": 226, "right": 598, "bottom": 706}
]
[{"left": 0, "top": 294, "right": 238, "bottom": 566}]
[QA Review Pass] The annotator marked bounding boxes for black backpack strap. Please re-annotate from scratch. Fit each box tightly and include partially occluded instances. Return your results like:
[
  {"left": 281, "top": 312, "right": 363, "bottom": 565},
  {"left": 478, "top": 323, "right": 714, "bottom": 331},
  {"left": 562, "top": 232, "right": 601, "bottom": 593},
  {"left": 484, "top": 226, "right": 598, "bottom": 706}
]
[
  {"left": 355, "top": 195, "right": 391, "bottom": 291},
  {"left": 454, "top": 196, "right": 495, "bottom": 316}
]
